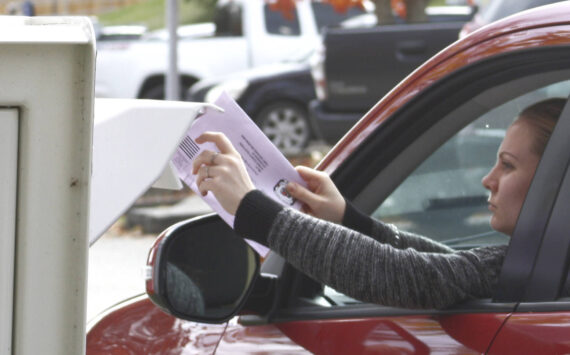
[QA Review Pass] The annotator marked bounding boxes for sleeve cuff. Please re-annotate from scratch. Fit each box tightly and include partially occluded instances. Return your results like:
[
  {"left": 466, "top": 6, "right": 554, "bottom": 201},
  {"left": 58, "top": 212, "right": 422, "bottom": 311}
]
[
  {"left": 234, "top": 190, "right": 284, "bottom": 245},
  {"left": 342, "top": 198, "right": 373, "bottom": 236}
]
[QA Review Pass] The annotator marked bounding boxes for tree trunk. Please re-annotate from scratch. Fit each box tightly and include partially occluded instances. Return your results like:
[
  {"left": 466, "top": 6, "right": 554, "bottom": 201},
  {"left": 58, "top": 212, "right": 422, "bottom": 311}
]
[
  {"left": 373, "top": 0, "right": 395, "bottom": 25},
  {"left": 404, "top": 0, "right": 428, "bottom": 23}
]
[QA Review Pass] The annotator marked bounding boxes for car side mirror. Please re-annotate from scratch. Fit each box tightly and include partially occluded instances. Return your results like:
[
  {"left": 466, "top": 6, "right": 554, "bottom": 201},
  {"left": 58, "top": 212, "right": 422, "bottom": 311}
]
[{"left": 146, "top": 214, "right": 259, "bottom": 323}]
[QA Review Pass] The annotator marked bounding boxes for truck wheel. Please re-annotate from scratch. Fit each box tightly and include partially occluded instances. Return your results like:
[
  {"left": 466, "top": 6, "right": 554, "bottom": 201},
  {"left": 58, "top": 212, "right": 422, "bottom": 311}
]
[
  {"left": 140, "top": 82, "right": 194, "bottom": 100},
  {"left": 257, "top": 102, "right": 312, "bottom": 155},
  {"left": 141, "top": 84, "right": 165, "bottom": 99}
]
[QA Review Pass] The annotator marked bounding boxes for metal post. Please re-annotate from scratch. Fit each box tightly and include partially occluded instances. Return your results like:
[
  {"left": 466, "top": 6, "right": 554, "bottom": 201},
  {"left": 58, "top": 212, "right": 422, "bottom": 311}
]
[{"left": 166, "top": 0, "right": 179, "bottom": 100}]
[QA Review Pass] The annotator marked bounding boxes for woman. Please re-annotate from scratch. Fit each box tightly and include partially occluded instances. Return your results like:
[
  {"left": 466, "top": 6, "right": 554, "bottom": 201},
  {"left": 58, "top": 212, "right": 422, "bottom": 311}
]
[{"left": 191, "top": 98, "right": 566, "bottom": 309}]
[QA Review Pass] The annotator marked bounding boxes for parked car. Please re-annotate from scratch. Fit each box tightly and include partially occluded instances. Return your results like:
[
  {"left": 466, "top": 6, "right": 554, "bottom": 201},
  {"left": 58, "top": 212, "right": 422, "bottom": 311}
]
[
  {"left": 87, "top": 2, "right": 570, "bottom": 353},
  {"left": 187, "top": 49, "right": 316, "bottom": 154}
]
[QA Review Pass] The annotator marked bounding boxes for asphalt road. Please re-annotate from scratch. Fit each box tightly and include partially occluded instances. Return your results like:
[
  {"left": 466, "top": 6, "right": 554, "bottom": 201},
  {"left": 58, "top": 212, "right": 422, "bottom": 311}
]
[{"left": 87, "top": 228, "right": 156, "bottom": 321}]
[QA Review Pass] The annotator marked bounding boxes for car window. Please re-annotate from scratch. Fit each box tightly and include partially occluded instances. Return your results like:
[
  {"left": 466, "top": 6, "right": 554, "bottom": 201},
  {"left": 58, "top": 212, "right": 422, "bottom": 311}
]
[
  {"left": 310, "top": 2, "right": 367, "bottom": 31},
  {"left": 264, "top": 4, "right": 301, "bottom": 36},
  {"left": 372, "top": 80, "right": 570, "bottom": 249},
  {"left": 320, "top": 78, "right": 570, "bottom": 305}
]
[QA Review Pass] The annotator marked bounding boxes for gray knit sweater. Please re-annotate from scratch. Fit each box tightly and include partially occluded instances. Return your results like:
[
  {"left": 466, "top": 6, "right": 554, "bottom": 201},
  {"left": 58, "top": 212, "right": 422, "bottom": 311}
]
[{"left": 235, "top": 190, "right": 508, "bottom": 309}]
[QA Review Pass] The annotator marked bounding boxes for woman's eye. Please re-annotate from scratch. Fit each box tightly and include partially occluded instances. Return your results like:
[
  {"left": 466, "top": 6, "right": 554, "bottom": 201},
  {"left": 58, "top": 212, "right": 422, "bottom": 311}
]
[{"left": 501, "top": 161, "right": 514, "bottom": 170}]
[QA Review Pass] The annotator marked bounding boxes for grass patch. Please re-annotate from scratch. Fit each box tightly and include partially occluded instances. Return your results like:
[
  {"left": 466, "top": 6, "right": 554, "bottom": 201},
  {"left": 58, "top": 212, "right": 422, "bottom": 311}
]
[{"left": 98, "top": 0, "right": 215, "bottom": 30}]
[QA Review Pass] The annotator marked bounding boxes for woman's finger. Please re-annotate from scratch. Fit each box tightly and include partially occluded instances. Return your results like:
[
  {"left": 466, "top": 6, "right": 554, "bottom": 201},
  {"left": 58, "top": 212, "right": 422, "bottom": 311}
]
[
  {"left": 287, "top": 181, "right": 320, "bottom": 206},
  {"left": 192, "top": 150, "right": 218, "bottom": 174},
  {"left": 196, "top": 177, "right": 215, "bottom": 196},
  {"left": 195, "top": 164, "right": 208, "bottom": 188},
  {"left": 296, "top": 165, "right": 320, "bottom": 180},
  {"left": 295, "top": 166, "right": 327, "bottom": 190},
  {"left": 192, "top": 150, "right": 226, "bottom": 174},
  {"left": 195, "top": 132, "right": 235, "bottom": 154},
  {"left": 196, "top": 164, "right": 223, "bottom": 187}
]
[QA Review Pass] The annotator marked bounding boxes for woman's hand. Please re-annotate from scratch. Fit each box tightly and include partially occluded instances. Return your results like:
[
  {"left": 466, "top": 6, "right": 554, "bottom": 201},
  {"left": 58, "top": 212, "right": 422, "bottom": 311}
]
[
  {"left": 192, "top": 132, "right": 255, "bottom": 215},
  {"left": 286, "top": 166, "right": 346, "bottom": 224}
]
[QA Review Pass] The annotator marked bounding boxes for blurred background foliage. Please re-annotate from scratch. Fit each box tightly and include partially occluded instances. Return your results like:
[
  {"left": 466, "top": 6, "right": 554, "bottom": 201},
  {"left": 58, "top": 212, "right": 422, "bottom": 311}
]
[
  {"left": 99, "top": 0, "right": 216, "bottom": 29},
  {"left": 97, "top": 0, "right": 448, "bottom": 30}
]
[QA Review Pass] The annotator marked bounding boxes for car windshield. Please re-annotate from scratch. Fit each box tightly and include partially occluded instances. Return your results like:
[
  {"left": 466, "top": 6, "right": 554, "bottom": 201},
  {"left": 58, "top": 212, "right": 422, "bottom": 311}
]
[{"left": 480, "top": 0, "right": 562, "bottom": 23}]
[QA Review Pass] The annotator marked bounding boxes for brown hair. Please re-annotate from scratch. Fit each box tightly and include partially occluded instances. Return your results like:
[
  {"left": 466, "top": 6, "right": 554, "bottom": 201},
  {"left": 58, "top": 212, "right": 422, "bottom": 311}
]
[{"left": 516, "top": 98, "right": 566, "bottom": 156}]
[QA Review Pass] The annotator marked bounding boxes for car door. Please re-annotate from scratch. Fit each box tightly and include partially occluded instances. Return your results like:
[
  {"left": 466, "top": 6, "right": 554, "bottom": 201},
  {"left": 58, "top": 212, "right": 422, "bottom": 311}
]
[
  {"left": 324, "top": 21, "right": 466, "bottom": 112},
  {"left": 215, "top": 47, "right": 570, "bottom": 354}
]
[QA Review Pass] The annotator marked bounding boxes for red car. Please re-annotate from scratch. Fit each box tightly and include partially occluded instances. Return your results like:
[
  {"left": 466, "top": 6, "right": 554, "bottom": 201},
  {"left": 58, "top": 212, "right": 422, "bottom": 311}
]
[{"left": 87, "top": 2, "right": 570, "bottom": 353}]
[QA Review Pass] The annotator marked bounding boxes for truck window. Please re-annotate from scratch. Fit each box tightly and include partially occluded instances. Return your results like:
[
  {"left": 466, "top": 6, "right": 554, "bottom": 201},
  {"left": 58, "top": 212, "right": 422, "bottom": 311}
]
[
  {"left": 310, "top": 2, "right": 367, "bottom": 31},
  {"left": 264, "top": 4, "right": 301, "bottom": 36}
]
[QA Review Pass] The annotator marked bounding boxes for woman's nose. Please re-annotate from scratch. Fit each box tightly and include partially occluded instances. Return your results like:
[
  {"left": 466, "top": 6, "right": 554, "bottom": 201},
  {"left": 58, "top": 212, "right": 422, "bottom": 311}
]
[{"left": 482, "top": 168, "right": 497, "bottom": 192}]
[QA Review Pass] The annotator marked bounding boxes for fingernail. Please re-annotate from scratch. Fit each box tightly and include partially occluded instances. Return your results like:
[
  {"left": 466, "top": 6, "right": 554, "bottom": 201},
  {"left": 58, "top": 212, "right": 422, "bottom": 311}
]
[{"left": 287, "top": 182, "right": 296, "bottom": 192}]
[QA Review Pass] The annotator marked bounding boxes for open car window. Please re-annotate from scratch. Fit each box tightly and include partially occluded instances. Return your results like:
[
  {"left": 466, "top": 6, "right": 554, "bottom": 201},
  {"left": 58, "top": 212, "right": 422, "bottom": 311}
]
[
  {"left": 372, "top": 80, "right": 570, "bottom": 249},
  {"left": 320, "top": 76, "right": 570, "bottom": 306}
]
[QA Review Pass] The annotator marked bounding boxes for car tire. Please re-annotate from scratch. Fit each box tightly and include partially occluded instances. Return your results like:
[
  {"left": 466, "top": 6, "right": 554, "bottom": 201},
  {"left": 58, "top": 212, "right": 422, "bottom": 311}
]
[
  {"left": 141, "top": 84, "right": 166, "bottom": 99},
  {"left": 140, "top": 81, "right": 194, "bottom": 100},
  {"left": 256, "top": 102, "right": 312, "bottom": 155}
]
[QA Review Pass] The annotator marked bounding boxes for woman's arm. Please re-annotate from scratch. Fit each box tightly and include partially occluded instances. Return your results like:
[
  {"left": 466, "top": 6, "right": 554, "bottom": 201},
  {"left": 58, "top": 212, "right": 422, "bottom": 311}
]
[
  {"left": 343, "top": 200, "right": 454, "bottom": 253},
  {"left": 288, "top": 167, "right": 452, "bottom": 253},
  {"left": 235, "top": 190, "right": 507, "bottom": 309},
  {"left": 192, "top": 132, "right": 503, "bottom": 309}
]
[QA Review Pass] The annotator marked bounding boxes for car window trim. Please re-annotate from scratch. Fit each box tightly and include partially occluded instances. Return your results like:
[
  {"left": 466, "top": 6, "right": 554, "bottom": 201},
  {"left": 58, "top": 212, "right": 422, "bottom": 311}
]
[
  {"left": 494, "top": 96, "right": 570, "bottom": 302},
  {"left": 520, "top": 105, "right": 570, "bottom": 300},
  {"left": 262, "top": 300, "right": 517, "bottom": 324},
  {"left": 516, "top": 297, "right": 570, "bottom": 313}
]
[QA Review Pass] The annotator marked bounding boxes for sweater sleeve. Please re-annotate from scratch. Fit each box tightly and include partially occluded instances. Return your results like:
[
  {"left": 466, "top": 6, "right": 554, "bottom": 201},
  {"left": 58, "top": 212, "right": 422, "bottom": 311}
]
[
  {"left": 343, "top": 199, "right": 454, "bottom": 253},
  {"left": 268, "top": 208, "right": 507, "bottom": 309},
  {"left": 235, "top": 190, "right": 507, "bottom": 309}
]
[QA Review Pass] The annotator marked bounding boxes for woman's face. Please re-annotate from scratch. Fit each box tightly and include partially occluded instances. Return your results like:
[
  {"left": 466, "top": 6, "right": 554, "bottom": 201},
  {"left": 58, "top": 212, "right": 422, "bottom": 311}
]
[{"left": 482, "top": 120, "right": 541, "bottom": 236}]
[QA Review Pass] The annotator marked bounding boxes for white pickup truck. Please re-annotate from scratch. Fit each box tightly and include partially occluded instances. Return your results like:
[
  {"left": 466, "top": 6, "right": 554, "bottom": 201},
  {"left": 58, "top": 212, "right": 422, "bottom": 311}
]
[{"left": 95, "top": 0, "right": 367, "bottom": 99}]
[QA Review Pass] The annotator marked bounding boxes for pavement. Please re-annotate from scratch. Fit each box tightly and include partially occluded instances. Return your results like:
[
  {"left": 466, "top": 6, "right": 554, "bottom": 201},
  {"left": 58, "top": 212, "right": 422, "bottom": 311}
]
[
  {"left": 88, "top": 232, "right": 155, "bottom": 320},
  {"left": 88, "top": 193, "right": 213, "bottom": 320}
]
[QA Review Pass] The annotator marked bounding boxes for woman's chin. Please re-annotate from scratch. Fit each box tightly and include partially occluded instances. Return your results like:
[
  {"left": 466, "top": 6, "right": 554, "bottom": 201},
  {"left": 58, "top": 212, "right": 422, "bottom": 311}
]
[{"left": 490, "top": 217, "right": 513, "bottom": 236}]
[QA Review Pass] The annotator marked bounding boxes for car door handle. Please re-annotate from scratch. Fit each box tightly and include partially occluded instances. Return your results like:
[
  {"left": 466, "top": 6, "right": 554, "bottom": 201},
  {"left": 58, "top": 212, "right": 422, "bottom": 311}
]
[{"left": 396, "top": 40, "right": 428, "bottom": 62}]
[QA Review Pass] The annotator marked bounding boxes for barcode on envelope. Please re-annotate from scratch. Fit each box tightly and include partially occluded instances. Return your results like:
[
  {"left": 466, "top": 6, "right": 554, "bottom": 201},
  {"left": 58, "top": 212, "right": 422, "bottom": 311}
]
[{"left": 179, "top": 136, "right": 200, "bottom": 160}]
